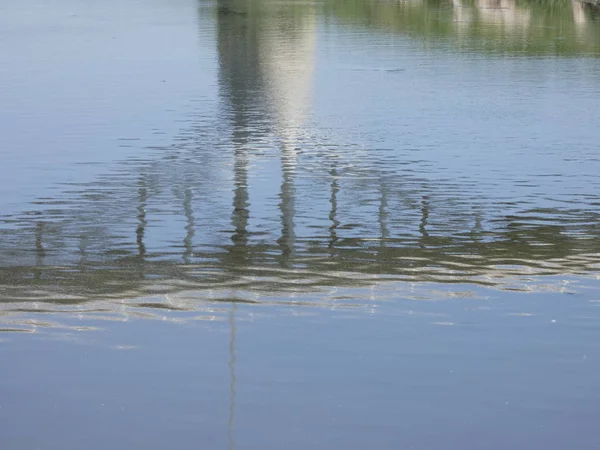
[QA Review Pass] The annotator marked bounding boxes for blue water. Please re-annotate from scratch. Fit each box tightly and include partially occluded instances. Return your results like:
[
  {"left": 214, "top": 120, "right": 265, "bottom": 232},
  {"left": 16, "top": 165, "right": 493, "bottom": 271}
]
[{"left": 1, "top": 0, "right": 600, "bottom": 448}]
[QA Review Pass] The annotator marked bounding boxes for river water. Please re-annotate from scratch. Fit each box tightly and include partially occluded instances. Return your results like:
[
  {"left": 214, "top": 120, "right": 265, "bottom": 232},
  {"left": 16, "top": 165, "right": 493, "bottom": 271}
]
[{"left": 1, "top": 0, "right": 600, "bottom": 448}]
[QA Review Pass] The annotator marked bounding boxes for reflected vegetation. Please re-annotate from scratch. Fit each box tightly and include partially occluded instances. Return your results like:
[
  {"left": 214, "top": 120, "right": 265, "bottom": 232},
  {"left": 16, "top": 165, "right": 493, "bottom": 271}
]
[
  {"left": 326, "top": 0, "right": 600, "bottom": 55},
  {"left": 1, "top": 0, "right": 600, "bottom": 328}
]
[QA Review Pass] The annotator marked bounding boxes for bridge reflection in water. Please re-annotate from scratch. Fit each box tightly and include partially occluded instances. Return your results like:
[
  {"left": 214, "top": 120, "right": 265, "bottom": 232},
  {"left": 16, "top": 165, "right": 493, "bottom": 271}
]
[{"left": 0, "top": 0, "right": 599, "bottom": 319}]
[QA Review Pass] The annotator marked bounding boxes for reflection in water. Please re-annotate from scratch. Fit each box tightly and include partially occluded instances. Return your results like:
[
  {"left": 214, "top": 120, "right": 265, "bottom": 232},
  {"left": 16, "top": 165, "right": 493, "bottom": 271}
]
[
  {"left": 231, "top": 143, "right": 250, "bottom": 250},
  {"left": 1, "top": 4, "right": 600, "bottom": 450},
  {"left": 329, "top": 168, "right": 340, "bottom": 249},
  {"left": 263, "top": 4, "right": 317, "bottom": 261},
  {"left": 471, "top": 0, "right": 530, "bottom": 30},
  {"left": 183, "top": 188, "right": 195, "bottom": 264},
  {"left": 329, "top": 0, "right": 600, "bottom": 55},
  {"left": 278, "top": 142, "right": 297, "bottom": 262},
  {"left": 78, "top": 234, "right": 88, "bottom": 268},
  {"left": 228, "top": 304, "right": 237, "bottom": 450},
  {"left": 34, "top": 221, "right": 45, "bottom": 281},
  {"left": 451, "top": 0, "right": 532, "bottom": 45},
  {"left": 216, "top": 0, "right": 316, "bottom": 262},
  {"left": 572, "top": 0, "right": 600, "bottom": 39},
  {"left": 136, "top": 175, "right": 148, "bottom": 259},
  {"left": 573, "top": 1, "right": 587, "bottom": 25},
  {"left": 0, "top": 0, "right": 600, "bottom": 326},
  {"left": 216, "top": 2, "right": 253, "bottom": 268},
  {"left": 419, "top": 196, "right": 429, "bottom": 247}
]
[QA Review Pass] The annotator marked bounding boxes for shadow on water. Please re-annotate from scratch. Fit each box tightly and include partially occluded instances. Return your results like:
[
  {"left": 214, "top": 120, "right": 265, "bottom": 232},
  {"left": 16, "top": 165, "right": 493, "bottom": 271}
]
[{"left": 1, "top": 0, "right": 600, "bottom": 329}]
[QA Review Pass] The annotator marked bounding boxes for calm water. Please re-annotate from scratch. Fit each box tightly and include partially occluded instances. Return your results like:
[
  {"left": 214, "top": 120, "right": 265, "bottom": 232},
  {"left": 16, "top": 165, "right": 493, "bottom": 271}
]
[{"left": 1, "top": 0, "right": 600, "bottom": 448}]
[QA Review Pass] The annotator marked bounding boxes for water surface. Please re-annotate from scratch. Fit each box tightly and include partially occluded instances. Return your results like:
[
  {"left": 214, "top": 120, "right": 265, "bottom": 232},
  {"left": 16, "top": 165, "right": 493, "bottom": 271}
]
[{"left": 1, "top": 0, "right": 600, "bottom": 448}]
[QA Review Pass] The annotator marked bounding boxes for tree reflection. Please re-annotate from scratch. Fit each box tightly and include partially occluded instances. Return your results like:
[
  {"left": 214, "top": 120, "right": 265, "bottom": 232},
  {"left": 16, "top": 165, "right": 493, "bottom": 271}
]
[{"left": 326, "top": 0, "right": 600, "bottom": 56}]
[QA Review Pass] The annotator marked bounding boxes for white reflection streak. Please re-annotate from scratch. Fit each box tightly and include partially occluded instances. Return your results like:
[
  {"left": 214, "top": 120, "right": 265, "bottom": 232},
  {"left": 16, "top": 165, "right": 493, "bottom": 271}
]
[{"left": 260, "top": 10, "right": 317, "bottom": 259}]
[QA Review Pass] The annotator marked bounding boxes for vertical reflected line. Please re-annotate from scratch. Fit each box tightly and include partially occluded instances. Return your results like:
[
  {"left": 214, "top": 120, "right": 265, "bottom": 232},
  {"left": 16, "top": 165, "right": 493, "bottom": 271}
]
[
  {"left": 278, "top": 142, "right": 296, "bottom": 261},
  {"left": 34, "top": 221, "right": 45, "bottom": 281},
  {"left": 572, "top": 0, "right": 588, "bottom": 27},
  {"left": 377, "top": 177, "right": 390, "bottom": 271},
  {"left": 471, "top": 212, "right": 483, "bottom": 244},
  {"left": 470, "top": 212, "right": 483, "bottom": 273},
  {"left": 231, "top": 143, "right": 249, "bottom": 250},
  {"left": 419, "top": 195, "right": 430, "bottom": 249},
  {"left": 228, "top": 303, "right": 237, "bottom": 450},
  {"left": 378, "top": 178, "right": 389, "bottom": 243},
  {"left": 78, "top": 234, "right": 89, "bottom": 273},
  {"left": 328, "top": 168, "right": 339, "bottom": 249},
  {"left": 136, "top": 175, "right": 148, "bottom": 258},
  {"left": 216, "top": 1, "right": 257, "bottom": 268},
  {"left": 183, "top": 187, "right": 195, "bottom": 264}
]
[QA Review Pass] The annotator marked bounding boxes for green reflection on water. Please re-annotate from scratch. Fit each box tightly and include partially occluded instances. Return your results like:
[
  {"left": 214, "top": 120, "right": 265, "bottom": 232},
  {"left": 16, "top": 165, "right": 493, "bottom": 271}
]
[{"left": 325, "top": 0, "right": 600, "bottom": 56}]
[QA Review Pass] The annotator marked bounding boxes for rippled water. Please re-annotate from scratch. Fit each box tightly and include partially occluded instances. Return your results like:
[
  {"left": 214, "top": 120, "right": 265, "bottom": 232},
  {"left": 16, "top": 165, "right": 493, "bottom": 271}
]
[{"left": 1, "top": 0, "right": 600, "bottom": 448}]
